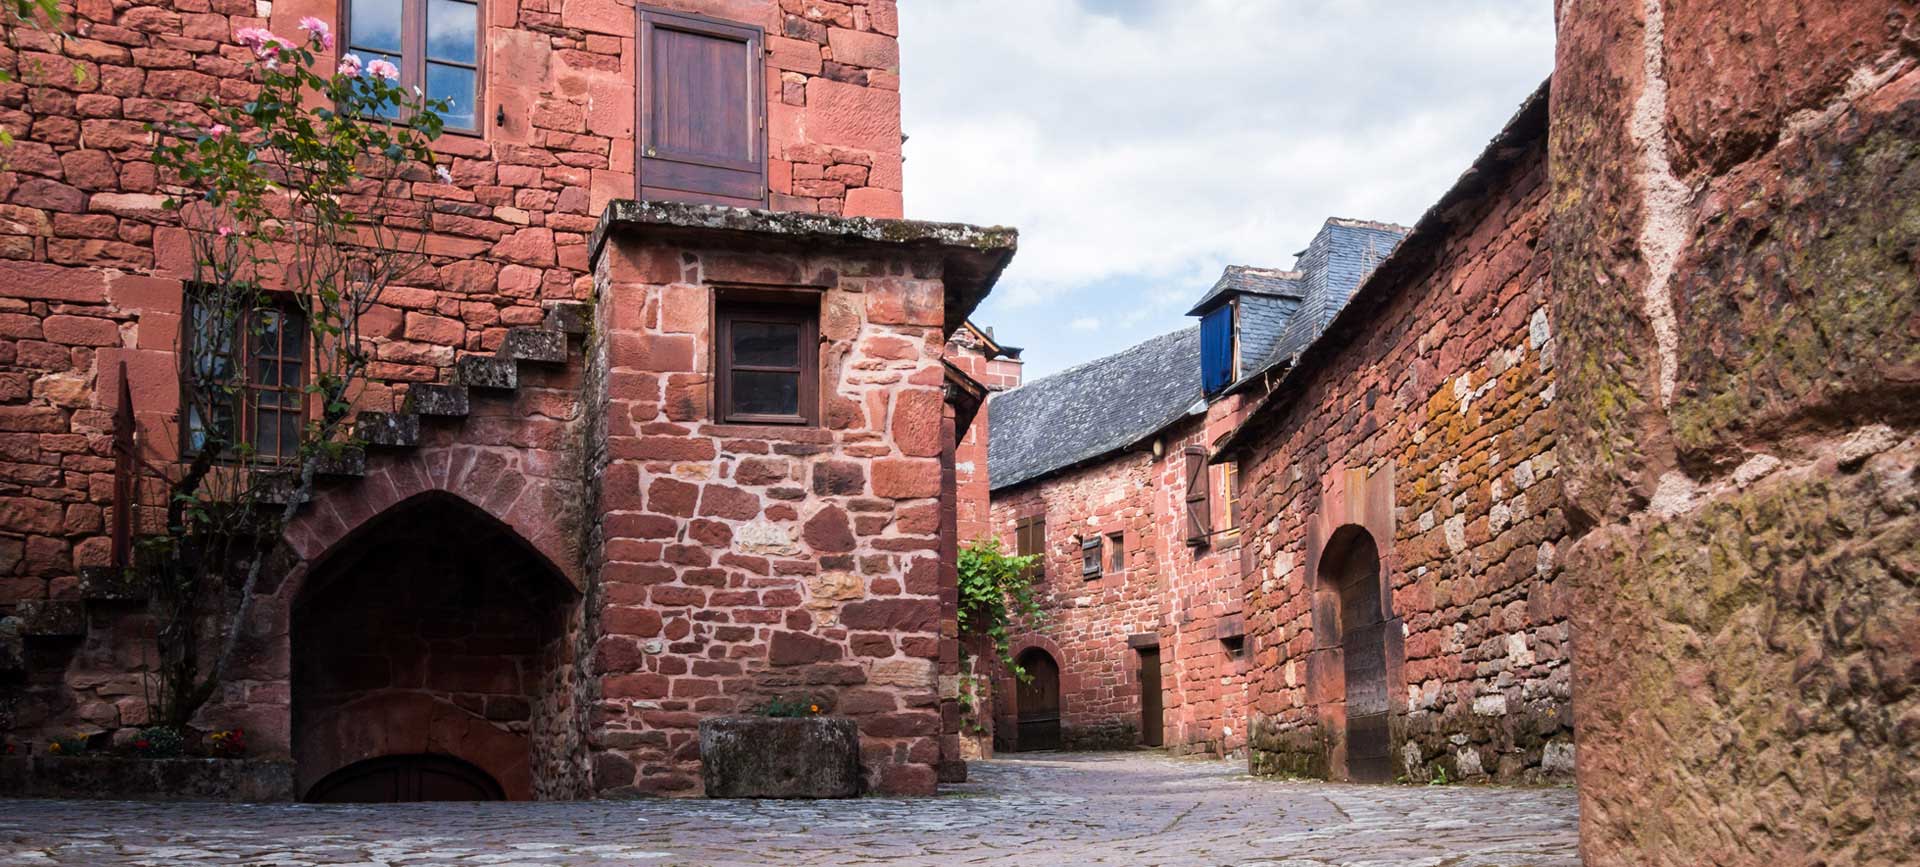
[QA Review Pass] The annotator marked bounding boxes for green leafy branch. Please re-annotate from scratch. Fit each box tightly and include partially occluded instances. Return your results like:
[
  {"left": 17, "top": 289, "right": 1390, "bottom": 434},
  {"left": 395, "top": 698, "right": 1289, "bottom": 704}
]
[{"left": 958, "top": 538, "right": 1044, "bottom": 681}]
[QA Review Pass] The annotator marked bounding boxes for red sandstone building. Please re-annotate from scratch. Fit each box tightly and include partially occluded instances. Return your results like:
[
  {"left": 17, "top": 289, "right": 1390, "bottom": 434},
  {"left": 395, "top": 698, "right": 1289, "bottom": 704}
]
[
  {"left": 972, "top": 88, "right": 1574, "bottom": 785},
  {"left": 0, "top": 0, "right": 1017, "bottom": 799}
]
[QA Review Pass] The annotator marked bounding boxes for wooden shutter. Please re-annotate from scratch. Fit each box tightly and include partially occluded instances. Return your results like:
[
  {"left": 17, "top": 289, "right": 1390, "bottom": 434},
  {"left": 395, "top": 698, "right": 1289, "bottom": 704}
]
[
  {"left": 1183, "top": 447, "right": 1211, "bottom": 545},
  {"left": 637, "top": 7, "right": 767, "bottom": 207},
  {"left": 1081, "top": 536, "right": 1101, "bottom": 578}
]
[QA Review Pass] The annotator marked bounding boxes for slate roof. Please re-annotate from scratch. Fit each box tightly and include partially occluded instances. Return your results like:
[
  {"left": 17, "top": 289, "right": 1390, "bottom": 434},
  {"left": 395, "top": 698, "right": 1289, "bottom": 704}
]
[
  {"left": 1184, "top": 265, "right": 1304, "bottom": 316},
  {"left": 988, "top": 327, "right": 1202, "bottom": 492}
]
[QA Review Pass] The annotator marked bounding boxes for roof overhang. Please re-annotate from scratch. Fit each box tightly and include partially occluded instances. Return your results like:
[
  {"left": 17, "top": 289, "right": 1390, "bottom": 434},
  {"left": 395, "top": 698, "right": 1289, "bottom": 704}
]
[
  {"left": 589, "top": 200, "right": 1019, "bottom": 337},
  {"left": 1212, "top": 78, "right": 1551, "bottom": 462}
]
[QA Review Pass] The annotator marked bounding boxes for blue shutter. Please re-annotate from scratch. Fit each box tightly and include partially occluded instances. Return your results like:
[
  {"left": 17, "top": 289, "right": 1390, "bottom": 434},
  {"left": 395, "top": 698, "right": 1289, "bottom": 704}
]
[{"left": 1201, "top": 306, "right": 1233, "bottom": 393}]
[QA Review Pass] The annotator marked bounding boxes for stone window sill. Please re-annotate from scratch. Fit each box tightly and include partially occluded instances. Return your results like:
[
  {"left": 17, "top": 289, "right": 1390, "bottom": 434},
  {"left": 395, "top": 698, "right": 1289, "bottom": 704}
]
[{"left": 702, "top": 423, "right": 834, "bottom": 444}]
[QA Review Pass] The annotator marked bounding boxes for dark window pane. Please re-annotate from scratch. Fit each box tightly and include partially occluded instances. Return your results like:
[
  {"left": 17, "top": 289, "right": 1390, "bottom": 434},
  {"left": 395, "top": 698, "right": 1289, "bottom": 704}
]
[
  {"left": 731, "top": 320, "right": 800, "bottom": 368},
  {"left": 349, "top": 0, "right": 402, "bottom": 53},
  {"left": 731, "top": 370, "right": 799, "bottom": 416},
  {"left": 427, "top": 63, "right": 477, "bottom": 129},
  {"left": 427, "top": 0, "right": 478, "bottom": 64},
  {"left": 253, "top": 410, "right": 277, "bottom": 456},
  {"left": 278, "top": 410, "right": 301, "bottom": 457}
]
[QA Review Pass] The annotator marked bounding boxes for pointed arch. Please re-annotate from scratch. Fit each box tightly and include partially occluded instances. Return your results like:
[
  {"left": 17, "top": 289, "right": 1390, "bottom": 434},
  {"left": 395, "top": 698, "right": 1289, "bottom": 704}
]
[{"left": 284, "top": 445, "right": 584, "bottom": 591}]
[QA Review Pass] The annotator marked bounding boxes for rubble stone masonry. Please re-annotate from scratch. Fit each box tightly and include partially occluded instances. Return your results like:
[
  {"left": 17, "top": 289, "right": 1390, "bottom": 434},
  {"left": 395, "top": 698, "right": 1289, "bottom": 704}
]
[
  {"left": 1230, "top": 96, "right": 1571, "bottom": 785},
  {"left": 1550, "top": 2, "right": 1919, "bottom": 864}
]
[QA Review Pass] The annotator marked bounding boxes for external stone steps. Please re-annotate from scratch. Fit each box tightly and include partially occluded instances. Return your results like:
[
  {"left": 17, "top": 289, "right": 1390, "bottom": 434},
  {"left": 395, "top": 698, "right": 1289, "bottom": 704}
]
[
  {"left": 409, "top": 384, "right": 471, "bottom": 417},
  {"left": 14, "top": 601, "right": 85, "bottom": 639},
  {"left": 354, "top": 411, "right": 420, "bottom": 448},
  {"left": 455, "top": 355, "right": 518, "bottom": 390},
  {"left": 501, "top": 326, "right": 568, "bottom": 363}
]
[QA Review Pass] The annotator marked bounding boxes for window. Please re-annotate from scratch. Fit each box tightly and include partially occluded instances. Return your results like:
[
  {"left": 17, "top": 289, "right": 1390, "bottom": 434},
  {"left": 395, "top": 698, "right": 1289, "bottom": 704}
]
[
  {"left": 1014, "top": 515, "right": 1046, "bottom": 580},
  {"left": 716, "top": 300, "right": 818, "bottom": 426},
  {"left": 183, "top": 293, "right": 308, "bottom": 462},
  {"left": 1080, "top": 536, "right": 1101, "bottom": 579},
  {"left": 1183, "top": 446, "right": 1211, "bottom": 545},
  {"left": 1106, "top": 532, "right": 1125, "bottom": 572},
  {"left": 1200, "top": 305, "right": 1234, "bottom": 394},
  {"left": 344, "top": 0, "right": 481, "bottom": 132},
  {"left": 1223, "top": 460, "right": 1242, "bottom": 532},
  {"left": 638, "top": 6, "right": 767, "bottom": 207}
]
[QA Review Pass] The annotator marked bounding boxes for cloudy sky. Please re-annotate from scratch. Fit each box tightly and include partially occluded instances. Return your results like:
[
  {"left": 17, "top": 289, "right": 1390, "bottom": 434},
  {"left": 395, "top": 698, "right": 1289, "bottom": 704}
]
[{"left": 898, "top": 0, "right": 1555, "bottom": 379}]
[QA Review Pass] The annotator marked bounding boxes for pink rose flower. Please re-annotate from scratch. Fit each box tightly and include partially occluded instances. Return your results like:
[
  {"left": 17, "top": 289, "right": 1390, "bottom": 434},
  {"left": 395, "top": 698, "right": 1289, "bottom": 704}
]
[
  {"left": 297, "top": 16, "right": 334, "bottom": 51},
  {"left": 234, "top": 27, "right": 290, "bottom": 61},
  {"left": 366, "top": 59, "right": 400, "bottom": 81},
  {"left": 337, "top": 53, "right": 363, "bottom": 77},
  {"left": 208, "top": 123, "right": 229, "bottom": 136}
]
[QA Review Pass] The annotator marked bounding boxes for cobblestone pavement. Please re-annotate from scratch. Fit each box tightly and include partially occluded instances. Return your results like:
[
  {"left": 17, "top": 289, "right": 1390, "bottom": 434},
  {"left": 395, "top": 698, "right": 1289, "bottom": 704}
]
[{"left": 0, "top": 752, "right": 1579, "bottom": 866}]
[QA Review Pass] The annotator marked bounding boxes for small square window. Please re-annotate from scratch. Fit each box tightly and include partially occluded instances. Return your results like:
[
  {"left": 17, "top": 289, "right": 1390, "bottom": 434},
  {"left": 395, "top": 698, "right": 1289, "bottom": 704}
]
[
  {"left": 182, "top": 290, "right": 308, "bottom": 462},
  {"left": 715, "top": 300, "right": 818, "bottom": 426},
  {"left": 1015, "top": 515, "right": 1046, "bottom": 581}
]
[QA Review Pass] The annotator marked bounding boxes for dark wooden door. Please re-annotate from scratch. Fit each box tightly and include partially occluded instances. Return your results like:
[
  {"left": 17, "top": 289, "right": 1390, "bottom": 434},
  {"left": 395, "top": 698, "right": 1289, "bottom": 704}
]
[
  {"left": 1139, "top": 646, "right": 1164, "bottom": 747},
  {"left": 305, "top": 754, "right": 506, "bottom": 803},
  {"left": 1015, "top": 648, "right": 1061, "bottom": 751},
  {"left": 1339, "top": 537, "right": 1392, "bottom": 783}
]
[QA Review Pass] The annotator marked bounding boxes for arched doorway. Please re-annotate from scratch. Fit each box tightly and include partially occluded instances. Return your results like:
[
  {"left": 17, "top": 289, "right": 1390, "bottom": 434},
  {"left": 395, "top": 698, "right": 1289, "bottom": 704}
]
[
  {"left": 292, "top": 492, "right": 576, "bottom": 802},
  {"left": 1014, "top": 647, "right": 1062, "bottom": 751},
  {"left": 1327, "top": 526, "right": 1391, "bottom": 782},
  {"left": 306, "top": 753, "right": 506, "bottom": 802}
]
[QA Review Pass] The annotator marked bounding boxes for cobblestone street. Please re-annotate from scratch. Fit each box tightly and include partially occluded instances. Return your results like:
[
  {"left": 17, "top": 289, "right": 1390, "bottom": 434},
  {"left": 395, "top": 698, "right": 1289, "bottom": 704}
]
[{"left": 0, "top": 752, "right": 1578, "bottom": 866}]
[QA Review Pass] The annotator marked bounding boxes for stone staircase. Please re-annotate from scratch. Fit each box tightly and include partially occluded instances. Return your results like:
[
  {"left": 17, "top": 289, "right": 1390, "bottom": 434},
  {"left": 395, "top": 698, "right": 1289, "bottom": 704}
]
[{"left": 0, "top": 301, "right": 592, "bottom": 679}]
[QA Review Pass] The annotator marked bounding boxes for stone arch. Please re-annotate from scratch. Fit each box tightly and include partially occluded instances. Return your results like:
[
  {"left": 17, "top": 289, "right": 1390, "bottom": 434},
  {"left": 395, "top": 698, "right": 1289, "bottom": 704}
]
[
  {"left": 1012, "top": 646, "right": 1062, "bottom": 752},
  {"left": 284, "top": 445, "right": 583, "bottom": 592},
  {"left": 288, "top": 489, "right": 582, "bottom": 801}
]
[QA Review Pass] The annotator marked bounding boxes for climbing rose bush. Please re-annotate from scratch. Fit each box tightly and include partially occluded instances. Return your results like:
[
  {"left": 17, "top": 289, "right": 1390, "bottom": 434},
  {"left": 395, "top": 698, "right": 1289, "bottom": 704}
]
[{"left": 136, "top": 19, "right": 450, "bottom": 729}]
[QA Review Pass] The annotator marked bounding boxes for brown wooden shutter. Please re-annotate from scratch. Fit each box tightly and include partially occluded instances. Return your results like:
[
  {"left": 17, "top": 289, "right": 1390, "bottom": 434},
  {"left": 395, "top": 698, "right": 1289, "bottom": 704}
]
[
  {"left": 637, "top": 7, "right": 767, "bottom": 207},
  {"left": 1080, "top": 536, "right": 1101, "bottom": 578},
  {"left": 1183, "top": 446, "right": 1211, "bottom": 545}
]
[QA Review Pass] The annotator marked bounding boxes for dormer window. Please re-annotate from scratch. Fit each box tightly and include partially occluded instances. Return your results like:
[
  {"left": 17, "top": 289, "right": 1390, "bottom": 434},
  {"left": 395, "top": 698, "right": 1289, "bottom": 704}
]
[{"left": 637, "top": 6, "right": 767, "bottom": 208}]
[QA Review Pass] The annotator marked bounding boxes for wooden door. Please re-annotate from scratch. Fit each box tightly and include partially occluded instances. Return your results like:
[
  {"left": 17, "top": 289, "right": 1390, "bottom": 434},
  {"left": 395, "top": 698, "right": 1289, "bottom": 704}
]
[
  {"left": 1015, "top": 648, "right": 1062, "bottom": 751},
  {"left": 1139, "top": 646, "right": 1164, "bottom": 747},
  {"left": 1338, "top": 535, "right": 1392, "bottom": 782},
  {"left": 305, "top": 754, "right": 506, "bottom": 803}
]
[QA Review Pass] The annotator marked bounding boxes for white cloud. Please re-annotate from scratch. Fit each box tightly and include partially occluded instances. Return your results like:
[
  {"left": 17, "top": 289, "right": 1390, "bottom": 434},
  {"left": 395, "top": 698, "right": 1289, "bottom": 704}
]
[
  {"left": 1068, "top": 316, "right": 1102, "bottom": 331},
  {"left": 899, "top": 0, "right": 1554, "bottom": 376}
]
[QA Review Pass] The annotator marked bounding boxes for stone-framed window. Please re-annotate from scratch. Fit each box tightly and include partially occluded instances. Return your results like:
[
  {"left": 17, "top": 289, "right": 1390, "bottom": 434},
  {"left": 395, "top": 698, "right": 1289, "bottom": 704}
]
[
  {"left": 182, "top": 291, "right": 309, "bottom": 462},
  {"left": 343, "top": 0, "right": 482, "bottom": 133},
  {"left": 1106, "top": 532, "right": 1125, "bottom": 573},
  {"left": 637, "top": 5, "right": 768, "bottom": 207},
  {"left": 1222, "top": 459, "right": 1242, "bottom": 533},
  {"left": 714, "top": 297, "right": 819, "bottom": 426}
]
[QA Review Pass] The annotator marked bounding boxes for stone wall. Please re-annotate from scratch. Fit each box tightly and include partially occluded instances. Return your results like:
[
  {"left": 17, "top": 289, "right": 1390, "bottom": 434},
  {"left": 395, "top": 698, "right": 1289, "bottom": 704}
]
[
  {"left": 983, "top": 400, "right": 1255, "bottom": 757},
  {"left": 1550, "top": 2, "right": 1919, "bottom": 863},
  {"left": 0, "top": 0, "right": 910, "bottom": 770},
  {"left": 1231, "top": 102, "right": 1571, "bottom": 784},
  {"left": 581, "top": 215, "right": 988, "bottom": 796},
  {"left": 990, "top": 453, "right": 1161, "bottom": 751}
]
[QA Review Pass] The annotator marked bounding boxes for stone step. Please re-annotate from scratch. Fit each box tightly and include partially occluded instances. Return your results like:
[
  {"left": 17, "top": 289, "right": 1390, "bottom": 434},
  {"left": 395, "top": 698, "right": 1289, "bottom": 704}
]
[
  {"left": 77, "top": 566, "right": 144, "bottom": 603},
  {"left": 546, "top": 301, "right": 590, "bottom": 336},
  {"left": 15, "top": 601, "right": 85, "bottom": 639},
  {"left": 500, "top": 326, "right": 568, "bottom": 363},
  {"left": 354, "top": 411, "right": 420, "bottom": 448},
  {"left": 456, "top": 355, "right": 518, "bottom": 390},
  {"left": 256, "top": 471, "right": 310, "bottom": 505},
  {"left": 409, "top": 384, "right": 471, "bottom": 418},
  {"left": 0, "top": 616, "right": 23, "bottom": 674},
  {"left": 312, "top": 446, "right": 367, "bottom": 478}
]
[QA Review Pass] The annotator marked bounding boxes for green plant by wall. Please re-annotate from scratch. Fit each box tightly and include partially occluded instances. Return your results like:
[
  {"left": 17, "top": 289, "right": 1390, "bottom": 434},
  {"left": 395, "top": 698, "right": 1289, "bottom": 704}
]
[
  {"left": 958, "top": 538, "right": 1044, "bottom": 679},
  {"left": 755, "top": 695, "right": 825, "bottom": 717}
]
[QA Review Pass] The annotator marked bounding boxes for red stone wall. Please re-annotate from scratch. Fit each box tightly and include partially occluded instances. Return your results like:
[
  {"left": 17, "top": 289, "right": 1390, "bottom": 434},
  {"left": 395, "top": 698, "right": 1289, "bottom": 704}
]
[
  {"left": 0, "top": 0, "right": 907, "bottom": 765},
  {"left": 942, "top": 325, "right": 1020, "bottom": 544},
  {"left": 0, "top": 0, "right": 903, "bottom": 607},
  {"left": 1234, "top": 135, "right": 1571, "bottom": 784},
  {"left": 982, "top": 393, "right": 1255, "bottom": 756},
  {"left": 583, "top": 233, "right": 954, "bottom": 796},
  {"left": 1551, "top": 2, "right": 1920, "bottom": 863}
]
